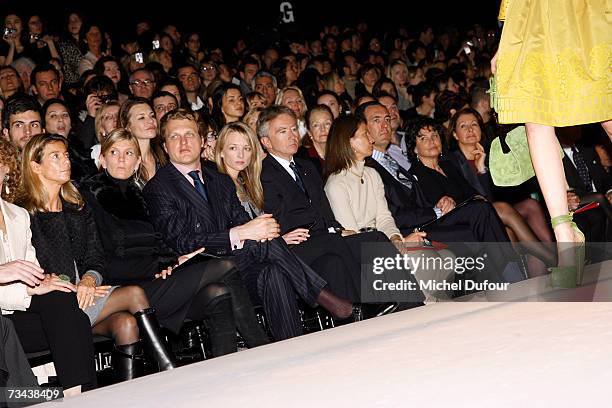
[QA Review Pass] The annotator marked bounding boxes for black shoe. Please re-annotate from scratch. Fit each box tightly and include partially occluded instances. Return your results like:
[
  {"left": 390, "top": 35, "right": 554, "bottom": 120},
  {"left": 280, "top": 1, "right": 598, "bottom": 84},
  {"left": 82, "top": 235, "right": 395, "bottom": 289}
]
[
  {"left": 113, "top": 342, "right": 145, "bottom": 382},
  {"left": 134, "top": 308, "right": 176, "bottom": 372}
]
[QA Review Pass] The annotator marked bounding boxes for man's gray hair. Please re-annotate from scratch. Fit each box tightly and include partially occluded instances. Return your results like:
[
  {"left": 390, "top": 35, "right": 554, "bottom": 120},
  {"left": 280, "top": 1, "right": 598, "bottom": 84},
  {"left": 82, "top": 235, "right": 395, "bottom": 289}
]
[
  {"left": 251, "top": 70, "right": 278, "bottom": 90},
  {"left": 256, "top": 105, "right": 296, "bottom": 139}
]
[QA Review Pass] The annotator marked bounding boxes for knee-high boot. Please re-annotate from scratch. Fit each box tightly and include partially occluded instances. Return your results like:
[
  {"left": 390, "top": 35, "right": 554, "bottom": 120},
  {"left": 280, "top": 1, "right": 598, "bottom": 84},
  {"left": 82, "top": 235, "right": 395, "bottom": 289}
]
[
  {"left": 134, "top": 308, "right": 175, "bottom": 372},
  {"left": 112, "top": 342, "right": 145, "bottom": 382}
]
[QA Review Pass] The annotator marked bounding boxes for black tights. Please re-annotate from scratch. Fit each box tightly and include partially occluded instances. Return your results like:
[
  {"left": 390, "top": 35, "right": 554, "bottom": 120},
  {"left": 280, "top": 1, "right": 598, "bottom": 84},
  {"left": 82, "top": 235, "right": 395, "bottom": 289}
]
[{"left": 186, "top": 259, "right": 269, "bottom": 357}]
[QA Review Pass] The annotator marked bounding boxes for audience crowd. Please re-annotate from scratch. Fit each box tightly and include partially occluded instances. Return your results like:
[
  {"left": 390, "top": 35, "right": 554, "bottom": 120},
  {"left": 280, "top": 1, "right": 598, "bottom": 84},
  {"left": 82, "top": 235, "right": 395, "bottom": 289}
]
[{"left": 0, "top": 9, "right": 610, "bottom": 399}]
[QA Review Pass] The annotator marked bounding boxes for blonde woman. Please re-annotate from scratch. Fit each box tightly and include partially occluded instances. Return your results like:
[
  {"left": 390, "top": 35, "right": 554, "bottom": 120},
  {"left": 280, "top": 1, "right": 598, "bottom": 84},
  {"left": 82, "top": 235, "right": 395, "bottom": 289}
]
[
  {"left": 19, "top": 133, "right": 175, "bottom": 381},
  {"left": 275, "top": 86, "right": 308, "bottom": 139},
  {"left": 213, "top": 121, "right": 366, "bottom": 318},
  {"left": 89, "top": 100, "right": 120, "bottom": 168}
]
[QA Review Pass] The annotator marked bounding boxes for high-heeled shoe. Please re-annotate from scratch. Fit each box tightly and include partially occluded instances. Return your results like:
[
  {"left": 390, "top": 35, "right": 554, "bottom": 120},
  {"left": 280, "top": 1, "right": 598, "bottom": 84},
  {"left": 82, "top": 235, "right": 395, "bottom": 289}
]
[{"left": 549, "top": 213, "right": 585, "bottom": 288}]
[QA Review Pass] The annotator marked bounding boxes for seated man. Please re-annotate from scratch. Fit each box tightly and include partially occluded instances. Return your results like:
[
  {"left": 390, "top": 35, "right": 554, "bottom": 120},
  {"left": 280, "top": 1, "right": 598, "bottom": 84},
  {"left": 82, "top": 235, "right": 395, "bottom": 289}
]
[
  {"left": 357, "top": 102, "right": 518, "bottom": 282},
  {"left": 559, "top": 127, "right": 611, "bottom": 242},
  {"left": 143, "top": 109, "right": 359, "bottom": 341},
  {"left": 258, "top": 106, "right": 423, "bottom": 309}
]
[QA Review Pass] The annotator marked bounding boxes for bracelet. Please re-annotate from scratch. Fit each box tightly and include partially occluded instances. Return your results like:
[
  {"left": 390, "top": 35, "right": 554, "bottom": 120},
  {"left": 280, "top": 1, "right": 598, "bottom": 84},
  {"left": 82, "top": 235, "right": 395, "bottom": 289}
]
[{"left": 79, "top": 275, "right": 97, "bottom": 286}]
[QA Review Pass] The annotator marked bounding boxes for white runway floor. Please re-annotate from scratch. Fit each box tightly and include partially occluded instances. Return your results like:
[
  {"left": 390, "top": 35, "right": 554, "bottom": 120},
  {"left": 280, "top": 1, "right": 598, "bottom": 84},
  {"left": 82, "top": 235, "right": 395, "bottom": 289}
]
[{"left": 39, "top": 261, "right": 612, "bottom": 407}]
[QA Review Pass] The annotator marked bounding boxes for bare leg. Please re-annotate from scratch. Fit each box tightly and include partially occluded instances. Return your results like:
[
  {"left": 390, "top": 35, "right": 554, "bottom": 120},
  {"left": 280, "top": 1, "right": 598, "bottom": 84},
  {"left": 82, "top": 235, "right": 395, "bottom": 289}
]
[{"left": 526, "top": 123, "right": 577, "bottom": 244}]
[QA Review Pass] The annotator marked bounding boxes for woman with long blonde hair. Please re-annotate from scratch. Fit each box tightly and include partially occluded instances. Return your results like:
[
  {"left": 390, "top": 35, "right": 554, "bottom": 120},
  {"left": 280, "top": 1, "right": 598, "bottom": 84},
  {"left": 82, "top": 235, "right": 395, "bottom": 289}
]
[{"left": 19, "top": 133, "right": 175, "bottom": 382}]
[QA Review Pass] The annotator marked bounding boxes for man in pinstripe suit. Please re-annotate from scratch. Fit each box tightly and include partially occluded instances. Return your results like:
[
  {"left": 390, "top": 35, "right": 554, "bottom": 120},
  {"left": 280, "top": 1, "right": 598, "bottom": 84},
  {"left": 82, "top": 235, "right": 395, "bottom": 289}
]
[{"left": 144, "top": 109, "right": 359, "bottom": 341}]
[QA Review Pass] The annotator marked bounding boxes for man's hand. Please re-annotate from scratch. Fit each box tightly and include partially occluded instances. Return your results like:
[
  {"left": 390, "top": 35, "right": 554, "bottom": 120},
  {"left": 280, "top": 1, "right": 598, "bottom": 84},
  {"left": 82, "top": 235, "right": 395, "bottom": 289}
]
[
  {"left": 0, "top": 260, "right": 45, "bottom": 286},
  {"left": 27, "top": 274, "right": 76, "bottom": 296},
  {"left": 435, "top": 196, "right": 456, "bottom": 215},
  {"left": 236, "top": 214, "right": 280, "bottom": 242},
  {"left": 282, "top": 228, "right": 310, "bottom": 245},
  {"left": 567, "top": 191, "right": 581, "bottom": 211}
]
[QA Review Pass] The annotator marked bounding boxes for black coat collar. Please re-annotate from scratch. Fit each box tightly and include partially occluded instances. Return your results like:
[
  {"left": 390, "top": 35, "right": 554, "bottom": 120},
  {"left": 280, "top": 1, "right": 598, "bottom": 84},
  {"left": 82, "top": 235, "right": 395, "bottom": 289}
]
[{"left": 81, "top": 172, "right": 150, "bottom": 221}]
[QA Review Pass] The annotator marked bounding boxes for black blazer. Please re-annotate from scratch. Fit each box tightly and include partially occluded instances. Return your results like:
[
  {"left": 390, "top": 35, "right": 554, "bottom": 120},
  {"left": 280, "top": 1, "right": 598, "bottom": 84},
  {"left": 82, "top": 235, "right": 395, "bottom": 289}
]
[
  {"left": 80, "top": 172, "right": 178, "bottom": 285},
  {"left": 143, "top": 160, "right": 251, "bottom": 257},
  {"left": 562, "top": 145, "right": 612, "bottom": 197},
  {"left": 364, "top": 157, "right": 436, "bottom": 231},
  {"left": 261, "top": 155, "right": 341, "bottom": 235},
  {"left": 447, "top": 150, "right": 493, "bottom": 200},
  {"left": 410, "top": 159, "right": 480, "bottom": 205}
]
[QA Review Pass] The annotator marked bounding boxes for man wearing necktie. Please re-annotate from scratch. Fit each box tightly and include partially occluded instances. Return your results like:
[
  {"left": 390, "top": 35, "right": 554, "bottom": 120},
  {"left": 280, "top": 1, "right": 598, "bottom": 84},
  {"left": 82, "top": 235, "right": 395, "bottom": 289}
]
[{"left": 144, "top": 109, "right": 362, "bottom": 341}]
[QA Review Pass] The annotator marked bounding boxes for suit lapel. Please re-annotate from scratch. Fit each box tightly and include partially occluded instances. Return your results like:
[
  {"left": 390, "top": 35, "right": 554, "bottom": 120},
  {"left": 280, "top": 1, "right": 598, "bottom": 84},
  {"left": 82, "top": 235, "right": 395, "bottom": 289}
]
[
  {"left": 166, "top": 164, "right": 217, "bottom": 227},
  {"left": 266, "top": 155, "right": 308, "bottom": 198}
]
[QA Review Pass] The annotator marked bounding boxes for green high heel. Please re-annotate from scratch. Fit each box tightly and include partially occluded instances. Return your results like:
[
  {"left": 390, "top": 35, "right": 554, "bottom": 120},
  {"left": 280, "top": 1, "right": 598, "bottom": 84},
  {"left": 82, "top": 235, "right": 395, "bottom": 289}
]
[{"left": 549, "top": 213, "right": 585, "bottom": 288}]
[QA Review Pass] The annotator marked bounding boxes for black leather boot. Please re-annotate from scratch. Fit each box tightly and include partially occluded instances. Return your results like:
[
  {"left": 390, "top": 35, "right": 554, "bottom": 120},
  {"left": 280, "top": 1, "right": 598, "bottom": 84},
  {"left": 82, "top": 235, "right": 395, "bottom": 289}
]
[
  {"left": 113, "top": 342, "right": 145, "bottom": 382},
  {"left": 134, "top": 308, "right": 176, "bottom": 372}
]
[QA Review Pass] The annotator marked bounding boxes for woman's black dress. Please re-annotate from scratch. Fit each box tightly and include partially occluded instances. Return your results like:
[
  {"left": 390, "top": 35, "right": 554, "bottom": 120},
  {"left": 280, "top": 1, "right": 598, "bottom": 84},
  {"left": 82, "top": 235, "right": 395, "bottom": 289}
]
[{"left": 80, "top": 172, "right": 204, "bottom": 333}]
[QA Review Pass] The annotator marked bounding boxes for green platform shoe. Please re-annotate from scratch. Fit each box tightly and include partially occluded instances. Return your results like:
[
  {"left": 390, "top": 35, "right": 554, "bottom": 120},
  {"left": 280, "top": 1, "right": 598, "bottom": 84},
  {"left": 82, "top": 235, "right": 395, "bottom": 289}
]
[{"left": 549, "top": 213, "right": 585, "bottom": 288}]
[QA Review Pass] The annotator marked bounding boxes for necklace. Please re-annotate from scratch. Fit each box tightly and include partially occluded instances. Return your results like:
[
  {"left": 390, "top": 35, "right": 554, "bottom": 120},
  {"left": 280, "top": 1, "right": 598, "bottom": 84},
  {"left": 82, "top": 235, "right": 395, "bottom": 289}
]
[{"left": 348, "top": 168, "right": 364, "bottom": 184}]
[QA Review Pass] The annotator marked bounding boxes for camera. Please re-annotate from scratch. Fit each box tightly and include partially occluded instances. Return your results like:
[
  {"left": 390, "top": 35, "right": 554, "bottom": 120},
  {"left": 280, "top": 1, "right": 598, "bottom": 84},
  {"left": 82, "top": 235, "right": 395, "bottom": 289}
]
[
  {"left": 97, "top": 94, "right": 112, "bottom": 104},
  {"left": 152, "top": 40, "right": 160, "bottom": 50},
  {"left": 30, "top": 33, "right": 41, "bottom": 41},
  {"left": 3, "top": 27, "right": 16, "bottom": 38},
  {"left": 134, "top": 52, "right": 144, "bottom": 64}
]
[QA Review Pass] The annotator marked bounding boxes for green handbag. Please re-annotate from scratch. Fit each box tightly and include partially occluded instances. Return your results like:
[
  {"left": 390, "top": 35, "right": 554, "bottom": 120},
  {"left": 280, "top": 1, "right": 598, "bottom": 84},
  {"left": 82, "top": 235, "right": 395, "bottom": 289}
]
[
  {"left": 487, "top": 76, "right": 563, "bottom": 187},
  {"left": 489, "top": 125, "right": 535, "bottom": 186}
]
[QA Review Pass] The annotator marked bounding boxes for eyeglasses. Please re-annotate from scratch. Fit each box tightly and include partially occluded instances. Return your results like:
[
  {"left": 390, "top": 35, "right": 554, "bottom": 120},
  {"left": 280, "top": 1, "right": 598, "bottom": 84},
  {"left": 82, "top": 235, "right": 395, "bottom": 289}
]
[
  {"left": 200, "top": 66, "right": 216, "bottom": 72},
  {"left": 130, "top": 79, "right": 155, "bottom": 88}
]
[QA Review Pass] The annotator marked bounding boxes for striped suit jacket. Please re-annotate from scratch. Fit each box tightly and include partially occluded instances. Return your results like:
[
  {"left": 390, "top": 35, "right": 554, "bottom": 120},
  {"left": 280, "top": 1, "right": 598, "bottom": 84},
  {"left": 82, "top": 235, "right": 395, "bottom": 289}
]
[{"left": 143, "top": 160, "right": 252, "bottom": 259}]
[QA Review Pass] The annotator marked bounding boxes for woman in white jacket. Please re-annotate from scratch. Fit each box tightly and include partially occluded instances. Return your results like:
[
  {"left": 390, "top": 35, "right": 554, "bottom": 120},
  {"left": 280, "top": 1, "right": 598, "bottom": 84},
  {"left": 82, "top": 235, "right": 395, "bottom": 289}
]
[{"left": 0, "top": 138, "right": 96, "bottom": 396}]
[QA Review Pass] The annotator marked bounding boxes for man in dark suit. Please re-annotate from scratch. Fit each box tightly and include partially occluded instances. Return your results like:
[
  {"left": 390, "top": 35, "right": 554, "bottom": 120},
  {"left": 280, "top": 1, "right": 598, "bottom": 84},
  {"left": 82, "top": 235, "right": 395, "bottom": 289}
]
[
  {"left": 559, "top": 130, "right": 612, "bottom": 241},
  {"left": 357, "top": 102, "right": 520, "bottom": 282},
  {"left": 144, "top": 109, "right": 359, "bottom": 341},
  {"left": 258, "top": 106, "right": 424, "bottom": 308}
]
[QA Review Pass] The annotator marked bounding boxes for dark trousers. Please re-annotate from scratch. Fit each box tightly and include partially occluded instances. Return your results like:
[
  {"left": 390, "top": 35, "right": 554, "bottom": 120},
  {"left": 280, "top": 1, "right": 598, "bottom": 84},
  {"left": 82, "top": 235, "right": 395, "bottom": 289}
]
[
  {"left": 291, "top": 233, "right": 361, "bottom": 301},
  {"left": 236, "top": 238, "right": 327, "bottom": 341},
  {"left": 8, "top": 292, "right": 97, "bottom": 391},
  {"left": 421, "top": 200, "right": 509, "bottom": 243}
]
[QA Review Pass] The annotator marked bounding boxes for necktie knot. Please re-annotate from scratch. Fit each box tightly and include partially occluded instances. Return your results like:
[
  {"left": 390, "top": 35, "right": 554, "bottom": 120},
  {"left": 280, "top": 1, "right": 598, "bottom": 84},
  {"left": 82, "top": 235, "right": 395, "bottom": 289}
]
[
  {"left": 289, "top": 161, "right": 307, "bottom": 194},
  {"left": 188, "top": 170, "right": 209, "bottom": 202}
]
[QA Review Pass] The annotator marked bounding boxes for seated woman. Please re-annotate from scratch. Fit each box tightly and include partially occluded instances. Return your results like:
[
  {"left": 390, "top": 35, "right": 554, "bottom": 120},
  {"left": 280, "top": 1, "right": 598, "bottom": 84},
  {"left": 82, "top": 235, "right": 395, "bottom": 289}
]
[
  {"left": 322, "top": 115, "right": 427, "bottom": 252},
  {"left": 209, "top": 83, "right": 245, "bottom": 129},
  {"left": 213, "top": 121, "right": 367, "bottom": 320},
  {"left": 41, "top": 98, "right": 98, "bottom": 183},
  {"left": 295, "top": 105, "right": 333, "bottom": 176},
  {"left": 18, "top": 133, "right": 174, "bottom": 381},
  {"left": 276, "top": 86, "right": 308, "bottom": 139},
  {"left": 405, "top": 118, "right": 554, "bottom": 276},
  {"left": 448, "top": 108, "right": 555, "bottom": 275},
  {"left": 0, "top": 138, "right": 95, "bottom": 396},
  {"left": 119, "top": 98, "right": 168, "bottom": 184},
  {"left": 80, "top": 128, "right": 269, "bottom": 357}
]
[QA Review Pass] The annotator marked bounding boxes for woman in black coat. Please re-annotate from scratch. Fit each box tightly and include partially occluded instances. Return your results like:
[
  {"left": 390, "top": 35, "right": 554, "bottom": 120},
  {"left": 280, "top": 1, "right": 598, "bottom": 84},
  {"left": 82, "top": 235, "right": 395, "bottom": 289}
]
[{"left": 80, "top": 128, "right": 269, "bottom": 358}]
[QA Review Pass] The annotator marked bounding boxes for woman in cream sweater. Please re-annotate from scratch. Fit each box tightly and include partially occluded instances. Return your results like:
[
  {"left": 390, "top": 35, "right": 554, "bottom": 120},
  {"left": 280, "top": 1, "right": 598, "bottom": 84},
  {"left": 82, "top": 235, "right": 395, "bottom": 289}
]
[{"left": 323, "top": 115, "right": 426, "bottom": 253}]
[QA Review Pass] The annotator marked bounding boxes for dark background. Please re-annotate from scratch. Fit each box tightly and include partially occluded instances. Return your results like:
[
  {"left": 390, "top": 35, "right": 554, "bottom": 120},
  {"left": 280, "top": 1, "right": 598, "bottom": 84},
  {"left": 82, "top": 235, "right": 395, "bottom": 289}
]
[{"left": 2, "top": 1, "right": 500, "bottom": 49}]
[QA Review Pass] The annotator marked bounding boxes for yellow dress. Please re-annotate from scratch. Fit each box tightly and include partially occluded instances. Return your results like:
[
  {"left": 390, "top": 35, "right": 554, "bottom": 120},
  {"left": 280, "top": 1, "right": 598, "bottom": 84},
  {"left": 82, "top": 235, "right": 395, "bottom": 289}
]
[{"left": 495, "top": 0, "right": 611, "bottom": 126}]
